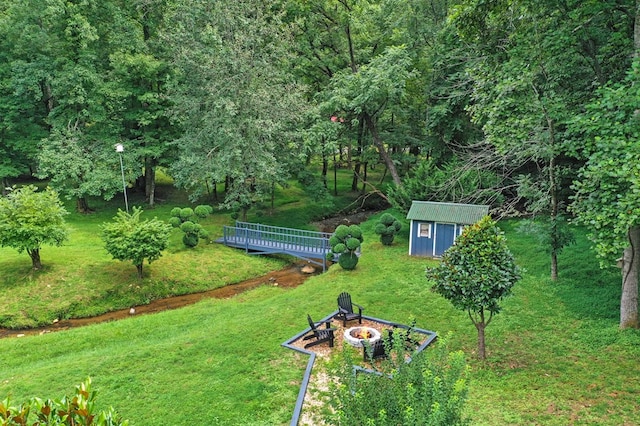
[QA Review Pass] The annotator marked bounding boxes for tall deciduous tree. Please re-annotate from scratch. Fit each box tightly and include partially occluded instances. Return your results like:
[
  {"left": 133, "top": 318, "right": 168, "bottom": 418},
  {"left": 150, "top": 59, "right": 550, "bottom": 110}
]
[
  {"left": 426, "top": 217, "right": 521, "bottom": 359},
  {"left": 449, "top": 0, "right": 633, "bottom": 278},
  {"left": 570, "top": 60, "right": 640, "bottom": 329},
  {"left": 101, "top": 207, "right": 172, "bottom": 279},
  {"left": 165, "top": 0, "right": 308, "bottom": 214},
  {"left": 0, "top": 185, "right": 68, "bottom": 270}
]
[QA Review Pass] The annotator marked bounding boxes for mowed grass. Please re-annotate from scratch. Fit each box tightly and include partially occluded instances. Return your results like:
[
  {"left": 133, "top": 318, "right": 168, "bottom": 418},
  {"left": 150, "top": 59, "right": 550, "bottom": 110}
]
[
  {"left": 0, "top": 168, "right": 380, "bottom": 329},
  {"left": 1, "top": 184, "right": 639, "bottom": 423}
]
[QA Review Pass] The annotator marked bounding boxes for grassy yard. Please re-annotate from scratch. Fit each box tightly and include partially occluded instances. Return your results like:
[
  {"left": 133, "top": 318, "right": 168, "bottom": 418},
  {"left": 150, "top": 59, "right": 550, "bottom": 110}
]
[{"left": 1, "top": 179, "right": 639, "bottom": 424}]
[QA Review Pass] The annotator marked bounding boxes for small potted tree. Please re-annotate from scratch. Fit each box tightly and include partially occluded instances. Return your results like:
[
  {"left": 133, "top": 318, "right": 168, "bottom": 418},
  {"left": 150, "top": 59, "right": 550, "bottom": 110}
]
[
  {"left": 374, "top": 213, "right": 402, "bottom": 245},
  {"left": 327, "top": 224, "right": 363, "bottom": 270}
]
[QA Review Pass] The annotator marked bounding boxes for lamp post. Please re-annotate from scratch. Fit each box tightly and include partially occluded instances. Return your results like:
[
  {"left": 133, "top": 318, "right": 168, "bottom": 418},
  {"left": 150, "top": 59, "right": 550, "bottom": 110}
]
[{"left": 115, "top": 143, "right": 129, "bottom": 213}]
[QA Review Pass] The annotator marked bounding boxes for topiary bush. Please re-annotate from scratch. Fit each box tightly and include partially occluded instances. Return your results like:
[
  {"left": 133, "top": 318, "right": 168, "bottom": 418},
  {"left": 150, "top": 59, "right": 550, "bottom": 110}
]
[
  {"left": 374, "top": 213, "right": 402, "bottom": 245},
  {"left": 169, "top": 205, "right": 213, "bottom": 248},
  {"left": 327, "top": 224, "right": 363, "bottom": 270}
]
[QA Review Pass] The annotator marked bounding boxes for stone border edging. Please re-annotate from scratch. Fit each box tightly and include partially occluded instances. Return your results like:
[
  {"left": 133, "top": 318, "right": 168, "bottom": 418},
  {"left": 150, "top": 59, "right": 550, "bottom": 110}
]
[{"left": 281, "top": 310, "right": 438, "bottom": 426}]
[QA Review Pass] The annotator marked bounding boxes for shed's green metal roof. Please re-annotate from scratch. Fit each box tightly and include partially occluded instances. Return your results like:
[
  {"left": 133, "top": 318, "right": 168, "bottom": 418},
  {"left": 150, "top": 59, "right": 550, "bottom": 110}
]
[{"left": 406, "top": 201, "right": 489, "bottom": 224}]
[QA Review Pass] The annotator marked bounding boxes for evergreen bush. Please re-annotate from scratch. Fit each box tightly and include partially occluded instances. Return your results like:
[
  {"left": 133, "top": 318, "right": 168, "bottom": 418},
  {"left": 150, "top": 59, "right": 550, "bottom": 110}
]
[
  {"left": 169, "top": 205, "right": 213, "bottom": 248},
  {"left": 327, "top": 224, "right": 363, "bottom": 270},
  {"left": 374, "top": 213, "right": 402, "bottom": 245}
]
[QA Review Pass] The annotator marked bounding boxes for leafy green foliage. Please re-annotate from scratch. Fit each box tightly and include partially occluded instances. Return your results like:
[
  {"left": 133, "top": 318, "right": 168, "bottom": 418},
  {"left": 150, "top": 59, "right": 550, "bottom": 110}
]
[
  {"left": 169, "top": 205, "right": 212, "bottom": 248},
  {"left": 0, "top": 378, "right": 128, "bottom": 425},
  {"left": 0, "top": 185, "right": 68, "bottom": 269},
  {"left": 426, "top": 216, "right": 521, "bottom": 358},
  {"left": 374, "top": 213, "right": 402, "bottom": 245},
  {"left": 328, "top": 224, "right": 363, "bottom": 270},
  {"left": 101, "top": 207, "right": 172, "bottom": 278},
  {"left": 326, "top": 336, "right": 469, "bottom": 425}
]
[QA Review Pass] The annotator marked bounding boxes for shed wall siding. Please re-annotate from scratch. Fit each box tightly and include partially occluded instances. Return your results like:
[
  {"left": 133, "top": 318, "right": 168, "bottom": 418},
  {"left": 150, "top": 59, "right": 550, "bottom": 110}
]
[
  {"left": 410, "top": 220, "right": 434, "bottom": 256},
  {"left": 410, "top": 221, "right": 465, "bottom": 257}
]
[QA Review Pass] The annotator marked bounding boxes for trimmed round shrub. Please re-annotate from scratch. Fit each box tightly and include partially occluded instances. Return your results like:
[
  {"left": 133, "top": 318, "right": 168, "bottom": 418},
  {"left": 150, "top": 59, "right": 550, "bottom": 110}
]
[
  {"left": 381, "top": 234, "right": 395, "bottom": 245},
  {"left": 346, "top": 237, "right": 361, "bottom": 251},
  {"left": 180, "top": 208, "right": 194, "bottom": 220},
  {"left": 338, "top": 252, "right": 358, "bottom": 270},
  {"left": 334, "top": 225, "right": 351, "bottom": 239},
  {"left": 183, "top": 233, "right": 199, "bottom": 247},
  {"left": 194, "top": 205, "right": 213, "bottom": 218},
  {"left": 180, "top": 221, "right": 196, "bottom": 233},
  {"left": 168, "top": 216, "right": 182, "bottom": 228}
]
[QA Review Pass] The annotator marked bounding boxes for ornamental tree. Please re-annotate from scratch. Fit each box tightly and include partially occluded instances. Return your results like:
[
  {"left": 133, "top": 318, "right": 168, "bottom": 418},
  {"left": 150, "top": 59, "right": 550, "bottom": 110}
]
[
  {"left": 101, "top": 207, "right": 172, "bottom": 279},
  {"left": 426, "top": 216, "right": 521, "bottom": 359},
  {"left": 0, "top": 185, "right": 68, "bottom": 270},
  {"left": 327, "top": 224, "right": 363, "bottom": 270},
  {"left": 374, "top": 213, "right": 402, "bottom": 246},
  {"left": 168, "top": 205, "right": 212, "bottom": 248}
]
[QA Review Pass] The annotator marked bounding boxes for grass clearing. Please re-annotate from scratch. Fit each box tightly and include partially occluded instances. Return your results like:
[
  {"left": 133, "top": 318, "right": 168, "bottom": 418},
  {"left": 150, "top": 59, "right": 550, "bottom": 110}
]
[{"left": 0, "top": 179, "right": 639, "bottom": 424}]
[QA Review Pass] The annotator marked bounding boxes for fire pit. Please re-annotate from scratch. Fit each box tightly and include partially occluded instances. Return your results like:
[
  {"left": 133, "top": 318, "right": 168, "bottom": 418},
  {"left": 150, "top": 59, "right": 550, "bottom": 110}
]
[{"left": 343, "top": 326, "right": 381, "bottom": 348}]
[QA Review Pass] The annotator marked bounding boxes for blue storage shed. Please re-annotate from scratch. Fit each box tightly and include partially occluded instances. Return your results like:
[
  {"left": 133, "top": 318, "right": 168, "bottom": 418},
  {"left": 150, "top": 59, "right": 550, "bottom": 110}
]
[{"left": 407, "top": 201, "right": 489, "bottom": 257}]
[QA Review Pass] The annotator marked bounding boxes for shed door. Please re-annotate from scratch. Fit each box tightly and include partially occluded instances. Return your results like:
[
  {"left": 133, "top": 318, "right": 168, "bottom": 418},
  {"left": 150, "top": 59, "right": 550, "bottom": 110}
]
[{"left": 434, "top": 223, "right": 455, "bottom": 257}]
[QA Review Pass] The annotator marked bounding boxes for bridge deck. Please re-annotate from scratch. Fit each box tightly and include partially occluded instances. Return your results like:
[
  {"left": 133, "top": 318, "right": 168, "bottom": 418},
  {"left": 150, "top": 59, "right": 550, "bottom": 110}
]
[{"left": 216, "top": 222, "right": 333, "bottom": 271}]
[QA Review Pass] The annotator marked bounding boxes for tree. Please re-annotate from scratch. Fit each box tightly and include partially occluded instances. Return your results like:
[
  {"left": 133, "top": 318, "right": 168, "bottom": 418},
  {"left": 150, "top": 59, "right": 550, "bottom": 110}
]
[
  {"left": 101, "top": 207, "right": 172, "bottom": 279},
  {"left": 449, "top": 0, "right": 633, "bottom": 279},
  {"left": 570, "top": 59, "right": 640, "bottom": 329},
  {"left": 327, "top": 224, "right": 363, "bottom": 270},
  {"left": 166, "top": 0, "right": 308, "bottom": 213},
  {"left": 426, "top": 217, "right": 521, "bottom": 359},
  {"left": 0, "top": 185, "right": 68, "bottom": 270},
  {"left": 374, "top": 212, "right": 402, "bottom": 245}
]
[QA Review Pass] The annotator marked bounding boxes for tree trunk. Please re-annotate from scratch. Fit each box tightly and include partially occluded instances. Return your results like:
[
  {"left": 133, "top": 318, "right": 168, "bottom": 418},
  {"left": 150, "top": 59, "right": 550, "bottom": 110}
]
[
  {"left": 1, "top": 177, "right": 8, "bottom": 196},
  {"left": 620, "top": 226, "right": 640, "bottom": 328},
  {"left": 145, "top": 159, "right": 156, "bottom": 208},
  {"left": 136, "top": 263, "right": 144, "bottom": 279},
  {"left": 333, "top": 151, "right": 338, "bottom": 196},
  {"left": 352, "top": 118, "right": 364, "bottom": 191},
  {"left": 363, "top": 114, "right": 402, "bottom": 187},
  {"left": 476, "top": 320, "right": 486, "bottom": 360},
  {"left": 76, "top": 197, "right": 90, "bottom": 213},
  {"left": 28, "top": 248, "right": 42, "bottom": 270}
]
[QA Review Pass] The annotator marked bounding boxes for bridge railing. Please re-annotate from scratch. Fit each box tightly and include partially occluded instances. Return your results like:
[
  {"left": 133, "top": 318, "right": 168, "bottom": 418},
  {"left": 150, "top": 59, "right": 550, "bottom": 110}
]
[{"left": 222, "top": 222, "right": 332, "bottom": 254}]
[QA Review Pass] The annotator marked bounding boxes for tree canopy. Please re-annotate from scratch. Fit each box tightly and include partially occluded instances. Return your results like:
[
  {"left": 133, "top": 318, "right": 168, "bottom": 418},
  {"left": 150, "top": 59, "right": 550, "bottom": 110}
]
[
  {"left": 101, "top": 207, "right": 172, "bottom": 279},
  {"left": 426, "top": 216, "right": 521, "bottom": 359},
  {"left": 0, "top": 185, "right": 68, "bottom": 269}
]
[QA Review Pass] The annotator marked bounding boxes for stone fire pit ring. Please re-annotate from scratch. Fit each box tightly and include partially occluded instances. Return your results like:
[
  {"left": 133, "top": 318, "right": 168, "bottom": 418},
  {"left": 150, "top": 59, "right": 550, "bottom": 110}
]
[{"left": 343, "top": 326, "right": 381, "bottom": 348}]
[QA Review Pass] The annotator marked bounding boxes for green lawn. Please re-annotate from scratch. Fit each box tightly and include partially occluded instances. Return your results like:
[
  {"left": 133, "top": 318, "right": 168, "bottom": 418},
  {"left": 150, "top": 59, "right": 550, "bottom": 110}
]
[{"left": 1, "top": 186, "right": 639, "bottom": 424}]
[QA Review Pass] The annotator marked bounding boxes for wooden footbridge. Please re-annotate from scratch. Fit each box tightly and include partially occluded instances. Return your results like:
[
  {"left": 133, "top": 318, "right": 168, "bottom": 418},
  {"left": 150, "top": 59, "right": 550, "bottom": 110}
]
[{"left": 216, "top": 222, "right": 333, "bottom": 271}]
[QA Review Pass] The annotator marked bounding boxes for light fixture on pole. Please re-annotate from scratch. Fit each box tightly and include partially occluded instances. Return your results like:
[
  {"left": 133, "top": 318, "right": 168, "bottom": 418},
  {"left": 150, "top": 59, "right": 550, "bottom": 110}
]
[{"left": 115, "top": 143, "right": 129, "bottom": 213}]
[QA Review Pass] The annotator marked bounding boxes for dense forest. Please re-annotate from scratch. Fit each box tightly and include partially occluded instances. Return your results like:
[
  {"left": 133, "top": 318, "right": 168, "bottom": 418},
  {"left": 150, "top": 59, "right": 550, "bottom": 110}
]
[{"left": 1, "top": 0, "right": 639, "bottom": 327}]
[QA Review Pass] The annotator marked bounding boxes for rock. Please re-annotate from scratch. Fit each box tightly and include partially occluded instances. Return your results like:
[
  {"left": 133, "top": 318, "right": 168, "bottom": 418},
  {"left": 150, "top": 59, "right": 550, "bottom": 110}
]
[
  {"left": 129, "top": 307, "right": 136, "bottom": 315},
  {"left": 301, "top": 265, "right": 316, "bottom": 274}
]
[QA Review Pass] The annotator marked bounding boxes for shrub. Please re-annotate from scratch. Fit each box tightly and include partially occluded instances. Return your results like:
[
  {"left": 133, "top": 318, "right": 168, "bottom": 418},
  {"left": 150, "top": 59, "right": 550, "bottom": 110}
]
[
  {"left": 169, "top": 205, "right": 212, "bottom": 248},
  {"left": 0, "top": 378, "right": 129, "bottom": 425},
  {"left": 327, "top": 224, "right": 363, "bottom": 270},
  {"left": 326, "top": 335, "right": 470, "bottom": 425},
  {"left": 374, "top": 213, "right": 402, "bottom": 246}
]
